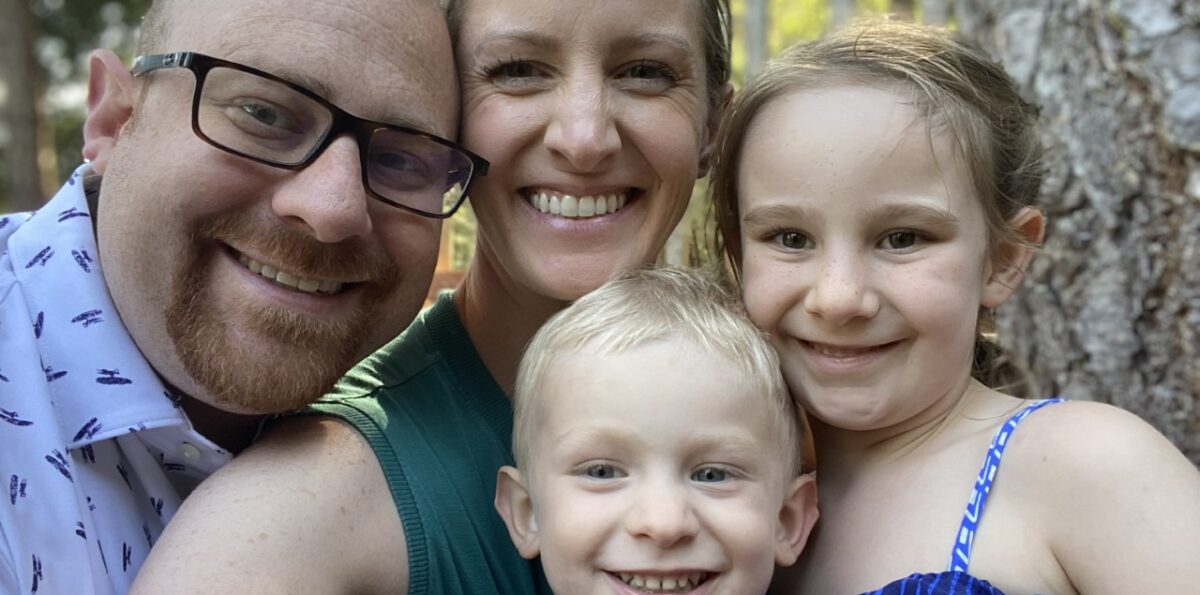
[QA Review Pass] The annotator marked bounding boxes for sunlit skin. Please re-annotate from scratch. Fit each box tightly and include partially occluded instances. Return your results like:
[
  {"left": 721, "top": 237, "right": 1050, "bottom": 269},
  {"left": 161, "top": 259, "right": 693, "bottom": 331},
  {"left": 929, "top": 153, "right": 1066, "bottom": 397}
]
[
  {"left": 496, "top": 341, "right": 815, "bottom": 595},
  {"left": 738, "top": 86, "right": 1015, "bottom": 437},
  {"left": 85, "top": 0, "right": 455, "bottom": 436},
  {"left": 452, "top": 0, "right": 725, "bottom": 390}
]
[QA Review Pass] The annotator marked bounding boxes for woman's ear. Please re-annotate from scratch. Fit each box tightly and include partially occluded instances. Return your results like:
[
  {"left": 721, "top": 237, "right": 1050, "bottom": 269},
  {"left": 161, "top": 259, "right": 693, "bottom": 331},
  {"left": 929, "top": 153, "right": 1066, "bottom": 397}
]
[
  {"left": 82, "top": 49, "right": 137, "bottom": 175},
  {"left": 982, "top": 207, "right": 1044, "bottom": 309},
  {"left": 494, "top": 466, "right": 541, "bottom": 560},
  {"left": 697, "top": 82, "right": 734, "bottom": 177},
  {"left": 775, "top": 472, "right": 819, "bottom": 567}
]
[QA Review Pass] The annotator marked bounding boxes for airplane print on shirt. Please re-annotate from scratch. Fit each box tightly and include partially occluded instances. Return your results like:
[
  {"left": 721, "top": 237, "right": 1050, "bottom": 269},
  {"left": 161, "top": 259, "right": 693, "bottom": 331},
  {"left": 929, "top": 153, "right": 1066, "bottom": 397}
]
[{"left": 1, "top": 164, "right": 232, "bottom": 594}]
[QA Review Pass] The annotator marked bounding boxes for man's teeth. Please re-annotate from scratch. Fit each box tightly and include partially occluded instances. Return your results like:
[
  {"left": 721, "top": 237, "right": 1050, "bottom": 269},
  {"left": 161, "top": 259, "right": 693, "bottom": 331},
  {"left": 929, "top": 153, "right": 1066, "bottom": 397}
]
[
  {"left": 618, "top": 572, "right": 707, "bottom": 592},
  {"left": 237, "top": 254, "right": 343, "bottom": 295},
  {"left": 528, "top": 192, "right": 628, "bottom": 218}
]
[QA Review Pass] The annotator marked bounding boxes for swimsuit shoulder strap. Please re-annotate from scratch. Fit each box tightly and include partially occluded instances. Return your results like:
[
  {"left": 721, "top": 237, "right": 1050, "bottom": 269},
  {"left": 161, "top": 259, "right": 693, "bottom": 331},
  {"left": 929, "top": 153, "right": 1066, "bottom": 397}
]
[{"left": 948, "top": 398, "right": 1065, "bottom": 572}]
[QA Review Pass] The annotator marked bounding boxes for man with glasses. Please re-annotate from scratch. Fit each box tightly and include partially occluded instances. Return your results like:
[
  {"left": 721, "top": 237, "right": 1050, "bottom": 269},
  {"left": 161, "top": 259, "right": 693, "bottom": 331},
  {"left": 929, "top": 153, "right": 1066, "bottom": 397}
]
[{"left": 0, "top": 0, "right": 477, "bottom": 592}]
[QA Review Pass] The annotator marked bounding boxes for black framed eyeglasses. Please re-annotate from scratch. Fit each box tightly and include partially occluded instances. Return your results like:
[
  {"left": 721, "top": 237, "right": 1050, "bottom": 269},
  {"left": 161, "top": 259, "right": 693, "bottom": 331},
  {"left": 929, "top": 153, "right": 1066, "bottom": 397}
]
[{"left": 131, "top": 52, "right": 488, "bottom": 219}]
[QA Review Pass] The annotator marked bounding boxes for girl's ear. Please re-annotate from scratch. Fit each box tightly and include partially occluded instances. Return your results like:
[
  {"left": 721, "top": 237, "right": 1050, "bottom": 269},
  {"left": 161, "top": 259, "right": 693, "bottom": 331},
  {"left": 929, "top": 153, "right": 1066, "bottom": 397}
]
[
  {"left": 494, "top": 466, "right": 541, "bottom": 560},
  {"left": 775, "top": 472, "right": 819, "bottom": 566},
  {"left": 982, "top": 207, "right": 1044, "bottom": 309},
  {"left": 697, "top": 82, "right": 734, "bottom": 177},
  {"left": 82, "top": 49, "right": 137, "bottom": 175}
]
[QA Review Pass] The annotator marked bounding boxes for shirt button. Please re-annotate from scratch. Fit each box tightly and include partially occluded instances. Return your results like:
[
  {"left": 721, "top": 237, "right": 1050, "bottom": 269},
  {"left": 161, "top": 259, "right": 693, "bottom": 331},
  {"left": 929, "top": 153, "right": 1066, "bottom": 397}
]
[{"left": 178, "top": 442, "right": 202, "bottom": 462}]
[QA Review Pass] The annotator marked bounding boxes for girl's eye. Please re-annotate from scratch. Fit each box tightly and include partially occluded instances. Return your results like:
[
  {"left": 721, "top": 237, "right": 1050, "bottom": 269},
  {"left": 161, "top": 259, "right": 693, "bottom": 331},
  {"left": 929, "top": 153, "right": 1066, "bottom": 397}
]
[
  {"left": 881, "top": 231, "right": 923, "bottom": 251},
  {"left": 584, "top": 464, "right": 624, "bottom": 480},
  {"left": 690, "top": 467, "right": 730, "bottom": 483},
  {"left": 774, "top": 231, "right": 812, "bottom": 251}
]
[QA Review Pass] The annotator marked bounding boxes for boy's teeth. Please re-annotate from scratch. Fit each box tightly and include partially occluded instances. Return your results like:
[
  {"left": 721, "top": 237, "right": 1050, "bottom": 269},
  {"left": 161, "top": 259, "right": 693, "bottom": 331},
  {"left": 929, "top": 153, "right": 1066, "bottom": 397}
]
[
  {"left": 528, "top": 192, "right": 628, "bottom": 219},
  {"left": 618, "top": 572, "right": 706, "bottom": 592},
  {"left": 236, "top": 253, "right": 344, "bottom": 295}
]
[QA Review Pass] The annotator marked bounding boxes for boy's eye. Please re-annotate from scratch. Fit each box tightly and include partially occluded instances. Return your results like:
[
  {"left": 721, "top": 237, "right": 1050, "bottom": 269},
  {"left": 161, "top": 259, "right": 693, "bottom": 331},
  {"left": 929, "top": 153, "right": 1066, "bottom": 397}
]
[
  {"left": 584, "top": 464, "right": 624, "bottom": 480},
  {"left": 690, "top": 467, "right": 729, "bottom": 483}
]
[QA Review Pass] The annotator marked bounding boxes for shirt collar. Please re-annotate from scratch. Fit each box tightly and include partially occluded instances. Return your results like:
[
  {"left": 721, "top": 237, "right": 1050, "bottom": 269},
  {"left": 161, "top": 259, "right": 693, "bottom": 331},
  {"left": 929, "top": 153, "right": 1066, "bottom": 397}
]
[{"left": 10, "top": 164, "right": 193, "bottom": 449}]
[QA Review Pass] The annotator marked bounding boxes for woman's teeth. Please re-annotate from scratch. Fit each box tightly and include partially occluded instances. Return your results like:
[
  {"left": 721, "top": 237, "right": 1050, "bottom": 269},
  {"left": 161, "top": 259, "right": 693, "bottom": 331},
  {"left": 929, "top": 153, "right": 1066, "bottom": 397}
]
[
  {"left": 528, "top": 191, "right": 628, "bottom": 218},
  {"left": 237, "top": 253, "right": 344, "bottom": 295}
]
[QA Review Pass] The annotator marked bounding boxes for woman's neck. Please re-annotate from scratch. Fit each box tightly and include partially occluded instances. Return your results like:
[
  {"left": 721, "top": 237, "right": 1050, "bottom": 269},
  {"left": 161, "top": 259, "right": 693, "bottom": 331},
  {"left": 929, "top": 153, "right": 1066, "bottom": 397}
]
[{"left": 453, "top": 247, "right": 569, "bottom": 396}]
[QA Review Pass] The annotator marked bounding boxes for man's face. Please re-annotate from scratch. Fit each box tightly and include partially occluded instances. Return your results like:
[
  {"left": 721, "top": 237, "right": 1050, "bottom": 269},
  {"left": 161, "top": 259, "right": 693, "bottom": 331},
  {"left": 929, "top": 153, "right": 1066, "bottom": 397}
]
[{"left": 93, "top": 0, "right": 457, "bottom": 414}]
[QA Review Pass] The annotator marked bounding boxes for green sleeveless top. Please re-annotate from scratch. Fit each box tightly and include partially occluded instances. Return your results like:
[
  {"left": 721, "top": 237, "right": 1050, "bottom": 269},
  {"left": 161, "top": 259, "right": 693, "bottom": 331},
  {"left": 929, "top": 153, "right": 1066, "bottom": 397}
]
[{"left": 305, "top": 293, "right": 551, "bottom": 595}]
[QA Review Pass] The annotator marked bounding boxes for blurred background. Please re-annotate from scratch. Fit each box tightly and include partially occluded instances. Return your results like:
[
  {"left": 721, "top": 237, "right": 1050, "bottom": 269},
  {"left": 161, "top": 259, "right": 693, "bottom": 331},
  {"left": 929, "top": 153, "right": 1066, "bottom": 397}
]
[{"left": 1, "top": 0, "right": 1197, "bottom": 464}]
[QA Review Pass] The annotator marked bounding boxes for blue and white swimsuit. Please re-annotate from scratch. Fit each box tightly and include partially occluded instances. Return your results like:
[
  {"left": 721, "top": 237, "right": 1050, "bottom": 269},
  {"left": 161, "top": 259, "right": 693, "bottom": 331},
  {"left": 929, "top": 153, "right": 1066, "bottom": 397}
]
[{"left": 864, "top": 398, "right": 1064, "bottom": 595}]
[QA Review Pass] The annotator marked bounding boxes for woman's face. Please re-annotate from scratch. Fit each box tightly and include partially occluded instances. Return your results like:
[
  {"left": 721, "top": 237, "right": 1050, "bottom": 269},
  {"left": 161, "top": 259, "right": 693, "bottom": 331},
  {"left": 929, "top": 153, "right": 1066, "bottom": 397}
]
[{"left": 457, "top": 0, "right": 717, "bottom": 301}]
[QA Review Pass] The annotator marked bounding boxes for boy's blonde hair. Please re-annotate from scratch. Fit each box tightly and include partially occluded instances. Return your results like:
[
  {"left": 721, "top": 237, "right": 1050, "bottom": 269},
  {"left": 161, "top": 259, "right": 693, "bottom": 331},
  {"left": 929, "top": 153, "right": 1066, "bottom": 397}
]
[{"left": 512, "top": 267, "right": 804, "bottom": 477}]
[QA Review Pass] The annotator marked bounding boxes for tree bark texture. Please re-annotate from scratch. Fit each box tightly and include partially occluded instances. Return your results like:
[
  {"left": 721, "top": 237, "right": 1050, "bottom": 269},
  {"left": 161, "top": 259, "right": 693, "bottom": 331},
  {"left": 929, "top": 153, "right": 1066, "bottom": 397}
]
[
  {"left": 0, "top": 0, "right": 46, "bottom": 211},
  {"left": 955, "top": 0, "right": 1200, "bottom": 465}
]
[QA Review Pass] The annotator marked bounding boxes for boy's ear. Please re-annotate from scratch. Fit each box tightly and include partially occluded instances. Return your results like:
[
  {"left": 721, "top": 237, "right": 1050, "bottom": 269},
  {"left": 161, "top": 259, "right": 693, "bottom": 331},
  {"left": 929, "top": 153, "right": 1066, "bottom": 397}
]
[
  {"left": 82, "top": 49, "right": 137, "bottom": 175},
  {"left": 775, "top": 472, "right": 819, "bottom": 567},
  {"left": 982, "top": 207, "right": 1044, "bottom": 309},
  {"left": 697, "top": 82, "right": 734, "bottom": 177},
  {"left": 494, "top": 466, "right": 541, "bottom": 560}
]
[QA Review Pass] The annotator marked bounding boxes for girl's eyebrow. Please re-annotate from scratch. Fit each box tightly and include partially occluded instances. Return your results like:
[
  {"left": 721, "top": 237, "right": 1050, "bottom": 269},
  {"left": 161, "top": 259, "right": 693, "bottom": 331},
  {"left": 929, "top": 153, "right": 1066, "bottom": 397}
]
[
  {"left": 865, "top": 203, "right": 960, "bottom": 228},
  {"left": 741, "top": 203, "right": 821, "bottom": 228}
]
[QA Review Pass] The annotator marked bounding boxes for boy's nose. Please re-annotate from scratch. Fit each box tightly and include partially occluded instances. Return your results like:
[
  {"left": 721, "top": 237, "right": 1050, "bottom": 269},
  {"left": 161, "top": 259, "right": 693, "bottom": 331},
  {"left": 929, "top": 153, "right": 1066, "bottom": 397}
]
[{"left": 623, "top": 482, "right": 699, "bottom": 548}]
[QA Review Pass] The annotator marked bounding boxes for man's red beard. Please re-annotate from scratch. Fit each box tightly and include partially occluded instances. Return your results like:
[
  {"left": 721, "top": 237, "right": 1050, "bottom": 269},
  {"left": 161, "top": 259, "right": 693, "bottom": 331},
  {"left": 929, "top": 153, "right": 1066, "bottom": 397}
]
[{"left": 165, "top": 212, "right": 399, "bottom": 414}]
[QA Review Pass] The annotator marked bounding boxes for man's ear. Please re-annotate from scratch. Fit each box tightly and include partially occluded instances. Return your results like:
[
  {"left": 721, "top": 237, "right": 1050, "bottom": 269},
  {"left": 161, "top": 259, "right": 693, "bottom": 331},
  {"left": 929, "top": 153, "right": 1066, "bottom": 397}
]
[
  {"left": 82, "top": 49, "right": 137, "bottom": 175},
  {"left": 775, "top": 472, "right": 819, "bottom": 567},
  {"left": 697, "top": 82, "right": 734, "bottom": 177},
  {"left": 982, "top": 207, "right": 1045, "bottom": 309},
  {"left": 494, "top": 466, "right": 541, "bottom": 560}
]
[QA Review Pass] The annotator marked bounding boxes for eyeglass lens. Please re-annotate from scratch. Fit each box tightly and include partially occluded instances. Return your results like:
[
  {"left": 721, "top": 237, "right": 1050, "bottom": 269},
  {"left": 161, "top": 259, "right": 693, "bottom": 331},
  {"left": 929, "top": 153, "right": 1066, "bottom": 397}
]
[{"left": 197, "top": 66, "right": 473, "bottom": 216}]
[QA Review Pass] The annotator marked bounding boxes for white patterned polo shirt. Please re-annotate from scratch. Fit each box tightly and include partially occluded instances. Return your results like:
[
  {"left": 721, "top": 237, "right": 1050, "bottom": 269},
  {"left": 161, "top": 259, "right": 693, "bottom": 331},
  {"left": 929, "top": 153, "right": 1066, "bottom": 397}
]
[{"left": 0, "top": 164, "right": 232, "bottom": 594}]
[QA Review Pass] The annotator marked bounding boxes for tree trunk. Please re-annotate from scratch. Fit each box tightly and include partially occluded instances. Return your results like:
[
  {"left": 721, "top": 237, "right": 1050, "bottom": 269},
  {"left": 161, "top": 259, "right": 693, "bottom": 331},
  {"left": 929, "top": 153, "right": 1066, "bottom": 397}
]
[
  {"left": 830, "top": 0, "right": 856, "bottom": 28},
  {"left": 955, "top": 0, "right": 1200, "bottom": 465},
  {"left": 743, "top": 0, "right": 769, "bottom": 77},
  {"left": 890, "top": 0, "right": 916, "bottom": 20},
  {"left": 0, "top": 0, "right": 46, "bottom": 210},
  {"left": 920, "top": 0, "right": 949, "bottom": 24}
]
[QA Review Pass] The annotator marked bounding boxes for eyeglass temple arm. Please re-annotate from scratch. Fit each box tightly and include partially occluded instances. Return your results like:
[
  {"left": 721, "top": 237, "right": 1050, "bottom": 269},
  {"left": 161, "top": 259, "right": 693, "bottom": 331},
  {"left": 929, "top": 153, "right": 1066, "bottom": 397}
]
[{"left": 131, "top": 52, "right": 194, "bottom": 76}]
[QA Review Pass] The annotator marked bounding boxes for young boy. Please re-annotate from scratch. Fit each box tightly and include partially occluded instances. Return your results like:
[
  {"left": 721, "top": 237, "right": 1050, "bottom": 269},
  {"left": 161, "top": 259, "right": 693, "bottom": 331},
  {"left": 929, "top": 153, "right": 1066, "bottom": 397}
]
[{"left": 494, "top": 267, "right": 819, "bottom": 595}]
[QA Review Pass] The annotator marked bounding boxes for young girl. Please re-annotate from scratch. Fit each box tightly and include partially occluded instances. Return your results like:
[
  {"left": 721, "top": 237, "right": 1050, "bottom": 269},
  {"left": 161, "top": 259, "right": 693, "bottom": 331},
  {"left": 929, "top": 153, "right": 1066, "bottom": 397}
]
[{"left": 711, "top": 21, "right": 1200, "bottom": 594}]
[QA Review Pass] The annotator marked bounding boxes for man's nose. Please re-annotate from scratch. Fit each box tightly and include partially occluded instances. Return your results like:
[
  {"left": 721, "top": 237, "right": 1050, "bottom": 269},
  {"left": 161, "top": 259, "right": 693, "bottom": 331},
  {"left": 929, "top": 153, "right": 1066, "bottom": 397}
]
[{"left": 271, "top": 135, "right": 373, "bottom": 243}]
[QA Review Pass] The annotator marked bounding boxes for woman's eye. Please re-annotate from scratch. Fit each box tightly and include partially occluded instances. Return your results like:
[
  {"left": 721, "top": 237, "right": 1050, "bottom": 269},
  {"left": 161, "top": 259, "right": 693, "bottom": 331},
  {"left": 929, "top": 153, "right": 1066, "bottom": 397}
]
[
  {"left": 482, "top": 59, "right": 548, "bottom": 90},
  {"left": 584, "top": 464, "right": 624, "bottom": 480},
  {"left": 881, "top": 231, "right": 922, "bottom": 251},
  {"left": 690, "top": 467, "right": 729, "bottom": 483},
  {"left": 616, "top": 60, "right": 679, "bottom": 92}
]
